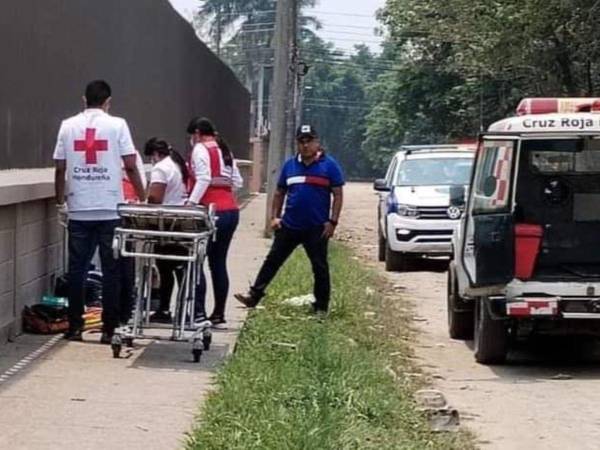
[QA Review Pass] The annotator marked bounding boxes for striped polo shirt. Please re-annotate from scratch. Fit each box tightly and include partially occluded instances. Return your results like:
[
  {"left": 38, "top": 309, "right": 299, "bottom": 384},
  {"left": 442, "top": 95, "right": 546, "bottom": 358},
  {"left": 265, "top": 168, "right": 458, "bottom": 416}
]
[{"left": 277, "top": 152, "right": 345, "bottom": 230}]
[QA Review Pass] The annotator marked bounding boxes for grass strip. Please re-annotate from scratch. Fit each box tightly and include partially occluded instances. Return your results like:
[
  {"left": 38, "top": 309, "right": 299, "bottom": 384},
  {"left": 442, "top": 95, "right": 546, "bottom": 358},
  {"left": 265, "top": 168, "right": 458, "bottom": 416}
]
[{"left": 187, "top": 244, "right": 473, "bottom": 450}]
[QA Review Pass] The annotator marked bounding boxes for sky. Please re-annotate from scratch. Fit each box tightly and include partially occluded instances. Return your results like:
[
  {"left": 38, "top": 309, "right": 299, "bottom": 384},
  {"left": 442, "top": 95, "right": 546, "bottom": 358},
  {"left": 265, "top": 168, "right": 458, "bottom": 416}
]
[{"left": 168, "top": 0, "right": 386, "bottom": 53}]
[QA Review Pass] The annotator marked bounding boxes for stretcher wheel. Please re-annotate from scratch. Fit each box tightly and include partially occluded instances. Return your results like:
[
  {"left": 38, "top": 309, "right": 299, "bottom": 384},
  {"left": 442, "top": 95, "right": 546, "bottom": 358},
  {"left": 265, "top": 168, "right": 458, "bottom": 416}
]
[
  {"left": 112, "top": 236, "right": 120, "bottom": 260},
  {"left": 112, "top": 343, "right": 122, "bottom": 359},
  {"left": 192, "top": 348, "right": 202, "bottom": 363},
  {"left": 203, "top": 333, "right": 212, "bottom": 351}
]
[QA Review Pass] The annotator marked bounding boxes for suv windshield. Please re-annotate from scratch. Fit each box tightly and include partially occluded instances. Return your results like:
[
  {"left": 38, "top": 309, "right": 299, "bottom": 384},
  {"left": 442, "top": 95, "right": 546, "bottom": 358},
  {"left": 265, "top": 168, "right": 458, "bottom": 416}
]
[{"left": 395, "top": 158, "right": 473, "bottom": 186}]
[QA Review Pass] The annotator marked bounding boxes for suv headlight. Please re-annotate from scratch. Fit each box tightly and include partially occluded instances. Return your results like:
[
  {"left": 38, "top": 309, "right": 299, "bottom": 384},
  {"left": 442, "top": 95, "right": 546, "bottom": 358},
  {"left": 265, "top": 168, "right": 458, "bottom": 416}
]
[{"left": 397, "top": 204, "right": 419, "bottom": 217}]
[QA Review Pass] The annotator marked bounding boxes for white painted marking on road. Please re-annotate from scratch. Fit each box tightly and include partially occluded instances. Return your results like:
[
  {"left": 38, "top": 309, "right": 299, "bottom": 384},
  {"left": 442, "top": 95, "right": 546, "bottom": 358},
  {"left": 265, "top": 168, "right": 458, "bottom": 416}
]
[{"left": 0, "top": 335, "right": 63, "bottom": 387}]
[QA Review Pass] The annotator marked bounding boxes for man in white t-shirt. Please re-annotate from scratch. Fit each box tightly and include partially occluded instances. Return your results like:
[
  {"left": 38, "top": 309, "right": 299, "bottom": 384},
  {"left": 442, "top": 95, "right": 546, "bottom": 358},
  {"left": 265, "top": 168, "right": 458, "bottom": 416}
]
[{"left": 53, "top": 80, "right": 146, "bottom": 342}]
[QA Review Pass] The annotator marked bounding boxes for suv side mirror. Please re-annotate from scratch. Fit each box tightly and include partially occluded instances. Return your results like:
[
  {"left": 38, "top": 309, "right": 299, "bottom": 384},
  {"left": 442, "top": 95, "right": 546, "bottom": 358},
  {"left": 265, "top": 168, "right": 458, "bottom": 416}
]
[
  {"left": 450, "top": 185, "right": 466, "bottom": 207},
  {"left": 373, "top": 178, "right": 390, "bottom": 192}
]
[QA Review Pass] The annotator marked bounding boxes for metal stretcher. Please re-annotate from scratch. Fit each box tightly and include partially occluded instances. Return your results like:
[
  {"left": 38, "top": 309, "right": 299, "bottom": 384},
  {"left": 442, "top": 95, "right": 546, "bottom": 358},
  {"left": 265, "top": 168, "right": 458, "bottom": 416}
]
[{"left": 111, "top": 203, "right": 216, "bottom": 362}]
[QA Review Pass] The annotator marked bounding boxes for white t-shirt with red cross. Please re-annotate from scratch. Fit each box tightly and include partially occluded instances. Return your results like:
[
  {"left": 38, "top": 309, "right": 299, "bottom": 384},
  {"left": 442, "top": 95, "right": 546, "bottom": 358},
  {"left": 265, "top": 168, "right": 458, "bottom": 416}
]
[
  {"left": 150, "top": 156, "right": 188, "bottom": 206},
  {"left": 53, "top": 108, "right": 136, "bottom": 220}
]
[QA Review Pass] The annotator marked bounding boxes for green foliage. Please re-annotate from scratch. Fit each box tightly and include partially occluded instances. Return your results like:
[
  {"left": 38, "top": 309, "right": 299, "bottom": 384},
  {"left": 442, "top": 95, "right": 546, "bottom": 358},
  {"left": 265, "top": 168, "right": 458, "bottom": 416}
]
[
  {"left": 364, "top": 0, "right": 600, "bottom": 175},
  {"left": 186, "top": 245, "right": 473, "bottom": 449},
  {"left": 195, "top": 0, "right": 381, "bottom": 178},
  {"left": 302, "top": 41, "right": 382, "bottom": 178}
]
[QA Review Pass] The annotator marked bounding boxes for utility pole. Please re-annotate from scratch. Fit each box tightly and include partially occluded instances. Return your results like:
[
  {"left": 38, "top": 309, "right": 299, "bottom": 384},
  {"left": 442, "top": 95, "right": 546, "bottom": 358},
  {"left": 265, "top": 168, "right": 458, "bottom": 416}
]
[
  {"left": 286, "top": 0, "right": 300, "bottom": 156},
  {"left": 264, "top": 0, "right": 296, "bottom": 234},
  {"left": 257, "top": 64, "right": 266, "bottom": 136},
  {"left": 215, "top": 8, "right": 222, "bottom": 57}
]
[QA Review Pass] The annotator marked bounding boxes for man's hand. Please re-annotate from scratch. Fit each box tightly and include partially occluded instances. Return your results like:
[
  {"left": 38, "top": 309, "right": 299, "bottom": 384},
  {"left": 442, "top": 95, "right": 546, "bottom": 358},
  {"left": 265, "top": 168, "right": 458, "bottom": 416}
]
[
  {"left": 271, "top": 218, "right": 283, "bottom": 231},
  {"left": 57, "top": 203, "right": 68, "bottom": 227},
  {"left": 322, "top": 221, "right": 337, "bottom": 239}
]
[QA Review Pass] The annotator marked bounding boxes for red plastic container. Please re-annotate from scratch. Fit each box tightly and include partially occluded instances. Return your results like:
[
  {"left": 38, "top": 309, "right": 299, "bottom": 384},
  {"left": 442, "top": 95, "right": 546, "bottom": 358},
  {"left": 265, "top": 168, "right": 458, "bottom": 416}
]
[{"left": 514, "top": 224, "right": 543, "bottom": 280}]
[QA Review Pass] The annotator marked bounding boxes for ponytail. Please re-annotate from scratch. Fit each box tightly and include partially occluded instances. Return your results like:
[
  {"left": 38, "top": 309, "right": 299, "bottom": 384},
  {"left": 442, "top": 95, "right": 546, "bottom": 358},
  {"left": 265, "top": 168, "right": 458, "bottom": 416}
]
[
  {"left": 216, "top": 135, "right": 234, "bottom": 167},
  {"left": 169, "top": 149, "right": 190, "bottom": 186},
  {"left": 144, "top": 137, "right": 189, "bottom": 185}
]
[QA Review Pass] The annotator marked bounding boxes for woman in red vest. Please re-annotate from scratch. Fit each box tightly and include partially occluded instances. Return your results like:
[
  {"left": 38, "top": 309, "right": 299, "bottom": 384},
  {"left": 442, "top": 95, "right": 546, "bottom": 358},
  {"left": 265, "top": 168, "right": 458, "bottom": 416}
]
[{"left": 187, "top": 118, "right": 242, "bottom": 328}]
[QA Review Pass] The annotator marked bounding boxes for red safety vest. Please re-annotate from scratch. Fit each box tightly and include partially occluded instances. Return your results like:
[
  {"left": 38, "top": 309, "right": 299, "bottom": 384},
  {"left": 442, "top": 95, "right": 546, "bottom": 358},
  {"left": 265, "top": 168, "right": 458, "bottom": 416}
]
[
  {"left": 188, "top": 141, "right": 238, "bottom": 212},
  {"left": 122, "top": 178, "right": 138, "bottom": 202}
]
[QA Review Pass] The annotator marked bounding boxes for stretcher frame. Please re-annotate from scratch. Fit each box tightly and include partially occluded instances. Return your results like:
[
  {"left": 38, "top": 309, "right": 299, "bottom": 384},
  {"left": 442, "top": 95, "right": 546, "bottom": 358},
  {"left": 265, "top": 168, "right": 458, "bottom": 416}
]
[{"left": 111, "top": 203, "right": 216, "bottom": 362}]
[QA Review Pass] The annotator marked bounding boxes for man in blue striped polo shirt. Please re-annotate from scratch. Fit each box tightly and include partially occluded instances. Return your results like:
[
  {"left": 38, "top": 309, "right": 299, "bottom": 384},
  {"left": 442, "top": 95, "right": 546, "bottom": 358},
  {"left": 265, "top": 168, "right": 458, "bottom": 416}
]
[{"left": 235, "top": 125, "right": 345, "bottom": 314}]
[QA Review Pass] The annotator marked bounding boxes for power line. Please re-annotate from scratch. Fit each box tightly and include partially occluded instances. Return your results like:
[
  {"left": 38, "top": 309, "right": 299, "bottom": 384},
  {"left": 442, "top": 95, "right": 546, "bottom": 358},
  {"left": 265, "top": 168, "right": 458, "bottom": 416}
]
[
  {"left": 238, "top": 27, "right": 385, "bottom": 40},
  {"left": 303, "top": 97, "right": 371, "bottom": 106},
  {"left": 199, "top": 8, "right": 376, "bottom": 18},
  {"left": 233, "top": 21, "right": 381, "bottom": 31},
  {"left": 305, "top": 9, "right": 377, "bottom": 18},
  {"left": 303, "top": 103, "right": 371, "bottom": 111}
]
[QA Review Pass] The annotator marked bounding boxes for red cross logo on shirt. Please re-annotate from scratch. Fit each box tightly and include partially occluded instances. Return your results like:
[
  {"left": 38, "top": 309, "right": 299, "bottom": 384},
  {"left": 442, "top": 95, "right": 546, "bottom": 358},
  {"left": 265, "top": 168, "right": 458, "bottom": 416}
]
[{"left": 74, "top": 128, "right": 108, "bottom": 164}]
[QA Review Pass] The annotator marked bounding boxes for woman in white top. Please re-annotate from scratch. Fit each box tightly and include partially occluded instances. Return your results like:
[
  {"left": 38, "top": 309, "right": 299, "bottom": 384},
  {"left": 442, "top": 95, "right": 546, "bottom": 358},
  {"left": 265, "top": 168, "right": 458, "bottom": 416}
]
[{"left": 144, "top": 138, "right": 189, "bottom": 322}]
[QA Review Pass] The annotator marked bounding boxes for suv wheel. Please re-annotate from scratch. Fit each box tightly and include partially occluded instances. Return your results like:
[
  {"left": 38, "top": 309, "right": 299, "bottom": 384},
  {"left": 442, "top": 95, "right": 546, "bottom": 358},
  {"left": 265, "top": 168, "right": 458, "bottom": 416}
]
[
  {"left": 447, "top": 267, "right": 474, "bottom": 340},
  {"left": 385, "top": 245, "right": 406, "bottom": 272},
  {"left": 378, "top": 226, "right": 386, "bottom": 262},
  {"left": 474, "top": 297, "right": 508, "bottom": 365}
]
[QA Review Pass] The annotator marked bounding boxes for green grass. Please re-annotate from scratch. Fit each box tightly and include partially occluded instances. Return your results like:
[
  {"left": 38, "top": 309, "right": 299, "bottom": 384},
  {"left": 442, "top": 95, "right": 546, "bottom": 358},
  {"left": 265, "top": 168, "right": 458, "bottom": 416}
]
[{"left": 187, "top": 245, "right": 473, "bottom": 450}]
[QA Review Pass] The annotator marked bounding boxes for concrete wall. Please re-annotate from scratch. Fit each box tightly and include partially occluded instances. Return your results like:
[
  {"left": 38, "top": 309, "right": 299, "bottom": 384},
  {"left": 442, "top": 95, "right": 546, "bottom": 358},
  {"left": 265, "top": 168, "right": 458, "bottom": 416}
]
[
  {"left": 0, "top": 0, "right": 250, "bottom": 168},
  {"left": 0, "top": 170, "right": 61, "bottom": 343}
]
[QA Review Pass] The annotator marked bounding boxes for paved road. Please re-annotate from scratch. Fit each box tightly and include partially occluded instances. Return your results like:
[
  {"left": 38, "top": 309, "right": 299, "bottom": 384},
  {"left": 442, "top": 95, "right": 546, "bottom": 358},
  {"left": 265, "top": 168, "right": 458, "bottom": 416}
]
[
  {"left": 339, "top": 182, "right": 600, "bottom": 450},
  {"left": 0, "top": 195, "right": 271, "bottom": 450}
]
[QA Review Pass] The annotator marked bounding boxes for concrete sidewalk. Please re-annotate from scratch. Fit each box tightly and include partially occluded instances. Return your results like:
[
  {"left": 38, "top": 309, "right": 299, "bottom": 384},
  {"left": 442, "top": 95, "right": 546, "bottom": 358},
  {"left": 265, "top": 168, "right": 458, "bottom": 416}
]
[{"left": 0, "top": 195, "right": 270, "bottom": 450}]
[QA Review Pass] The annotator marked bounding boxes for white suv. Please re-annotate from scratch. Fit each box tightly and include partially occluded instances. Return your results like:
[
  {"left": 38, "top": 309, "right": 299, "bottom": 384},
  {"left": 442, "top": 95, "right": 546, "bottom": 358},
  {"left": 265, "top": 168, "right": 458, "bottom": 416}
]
[{"left": 374, "top": 145, "right": 475, "bottom": 271}]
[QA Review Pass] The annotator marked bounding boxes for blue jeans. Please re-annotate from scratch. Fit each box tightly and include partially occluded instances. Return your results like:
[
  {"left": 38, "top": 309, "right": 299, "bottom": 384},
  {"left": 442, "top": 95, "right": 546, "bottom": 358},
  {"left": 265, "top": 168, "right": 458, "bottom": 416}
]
[
  {"left": 68, "top": 220, "right": 121, "bottom": 331},
  {"left": 196, "top": 210, "right": 240, "bottom": 319}
]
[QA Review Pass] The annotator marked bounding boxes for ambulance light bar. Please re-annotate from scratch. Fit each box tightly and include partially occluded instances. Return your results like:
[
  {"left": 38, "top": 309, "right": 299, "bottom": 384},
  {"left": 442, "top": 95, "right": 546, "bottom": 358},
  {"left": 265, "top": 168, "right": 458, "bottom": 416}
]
[{"left": 517, "top": 98, "right": 600, "bottom": 116}]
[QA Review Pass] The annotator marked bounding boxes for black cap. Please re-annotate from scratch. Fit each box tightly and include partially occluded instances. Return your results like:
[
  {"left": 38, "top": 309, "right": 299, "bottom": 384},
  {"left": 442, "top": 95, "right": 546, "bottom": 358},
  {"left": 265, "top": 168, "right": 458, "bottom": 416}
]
[{"left": 296, "top": 124, "right": 318, "bottom": 140}]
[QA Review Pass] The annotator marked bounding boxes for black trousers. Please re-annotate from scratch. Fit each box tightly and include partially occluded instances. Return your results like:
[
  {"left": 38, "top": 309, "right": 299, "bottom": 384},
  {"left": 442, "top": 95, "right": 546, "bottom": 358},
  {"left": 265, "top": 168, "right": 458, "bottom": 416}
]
[
  {"left": 252, "top": 225, "right": 331, "bottom": 311},
  {"left": 68, "top": 220, "right": 121, "bottom": 331},
  {"left": 155, "top": 244, "right": 186, "bottom": 313},
  {"left": 197, "top": 210, "right": 240, "bottom": 319}
]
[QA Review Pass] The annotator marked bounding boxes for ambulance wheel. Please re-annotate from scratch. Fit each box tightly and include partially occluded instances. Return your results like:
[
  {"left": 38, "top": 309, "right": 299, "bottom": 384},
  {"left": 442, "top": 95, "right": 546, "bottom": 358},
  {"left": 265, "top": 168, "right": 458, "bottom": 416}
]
[
  {"left": 192, "top": 349, "right": 202, "bottom": 363},
  {"left": 447, "top": 268, "right": 474, "bottom": 340},
  {"left": 111, "top": 343, "right": 122, "bottom": 359},
  {"left": 378, "top": 227, "right": 386, "bottom": 262},
  {"left": 474, "top": 297, "right": 508, "bottom": 365},
  {"left": 385, "top": 246, "right": 406, "bottom": 272}
]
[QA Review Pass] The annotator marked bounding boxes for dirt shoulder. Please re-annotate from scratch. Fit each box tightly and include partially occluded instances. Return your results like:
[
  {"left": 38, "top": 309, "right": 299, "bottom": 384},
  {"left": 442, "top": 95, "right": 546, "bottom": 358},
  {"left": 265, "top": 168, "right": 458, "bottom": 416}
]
[{"left": 338, "top": 182, "right": 600, "bottom": 450}]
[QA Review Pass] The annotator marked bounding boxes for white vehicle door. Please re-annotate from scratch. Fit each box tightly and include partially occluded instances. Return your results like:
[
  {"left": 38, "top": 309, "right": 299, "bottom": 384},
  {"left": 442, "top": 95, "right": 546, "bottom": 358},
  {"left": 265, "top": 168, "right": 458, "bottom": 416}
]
[{"left": 461, "top": 137, "right": 518, "bottom": 287}]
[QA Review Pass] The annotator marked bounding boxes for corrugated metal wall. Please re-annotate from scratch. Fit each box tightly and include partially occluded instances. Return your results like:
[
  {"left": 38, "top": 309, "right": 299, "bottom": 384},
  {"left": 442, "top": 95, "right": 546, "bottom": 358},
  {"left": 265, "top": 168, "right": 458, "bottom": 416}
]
[{"left": 0, "top": 0, "right": 250, "bottom": 169}]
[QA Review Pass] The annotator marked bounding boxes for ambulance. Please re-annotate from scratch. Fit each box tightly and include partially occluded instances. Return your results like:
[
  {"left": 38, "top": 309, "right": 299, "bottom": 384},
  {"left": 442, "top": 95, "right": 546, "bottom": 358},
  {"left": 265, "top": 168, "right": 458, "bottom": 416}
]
[{"left": 448, "top": 98, "right": 600, "bottom": 364}]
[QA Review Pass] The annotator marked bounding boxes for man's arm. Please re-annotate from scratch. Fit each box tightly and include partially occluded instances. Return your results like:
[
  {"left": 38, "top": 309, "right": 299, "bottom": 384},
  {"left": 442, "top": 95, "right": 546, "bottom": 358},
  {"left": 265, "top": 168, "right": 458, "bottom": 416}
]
[
  {"left": 122, "top": 154, "right": 146, "bottom": 202},
  {"left": 322, "top": 186, "right": 344, "bottom": 239},
  {"left": 271, "top": 187, "right": 286, "bottom": 218},
  {"left": 330, "top": 186, "right": 344, "bottom": 224},
  {"left": 54, "top": 159, "right": 66, "bottom": 205},
  {"left": 270, "top": 188, "right": 286, "bottom": 230}
]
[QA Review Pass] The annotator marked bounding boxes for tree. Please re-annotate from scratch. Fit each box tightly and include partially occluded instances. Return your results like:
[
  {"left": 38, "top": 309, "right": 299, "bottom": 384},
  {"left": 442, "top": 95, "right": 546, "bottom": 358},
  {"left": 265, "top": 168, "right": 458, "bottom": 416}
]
[
  {"left": 363, "top": 0, "right": 600, "bottom": 175},
  {"left": 302, "top": 39, "right": 382, "bottom": 178}
]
